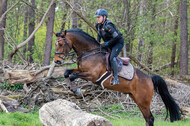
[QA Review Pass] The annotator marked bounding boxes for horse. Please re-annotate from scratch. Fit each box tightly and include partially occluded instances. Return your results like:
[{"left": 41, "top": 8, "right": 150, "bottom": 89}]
[{"left": 54, "top": 28, "right": 181, "bottom": 126}]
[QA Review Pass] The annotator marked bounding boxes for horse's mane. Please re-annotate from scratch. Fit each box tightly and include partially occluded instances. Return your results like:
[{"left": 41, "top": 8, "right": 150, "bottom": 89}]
[{"left": 66, "top": 28, "right": 99, "bottom": 45}]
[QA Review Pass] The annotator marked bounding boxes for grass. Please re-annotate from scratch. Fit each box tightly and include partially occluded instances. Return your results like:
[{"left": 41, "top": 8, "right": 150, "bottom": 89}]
[
  {"left": 0, "top": 105, "right": 189, "bottom": 126},
  {"left": 109, "top": 117, "right": 190, "bottom": 126},
  {"left": 0, "top": 111, "right": 42, "bottom": 126}
]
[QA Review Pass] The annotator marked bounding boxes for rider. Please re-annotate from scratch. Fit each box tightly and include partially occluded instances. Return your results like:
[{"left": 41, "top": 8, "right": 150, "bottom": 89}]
[{"left": 95, "top": 9, "right": 124, "bottom": 85}]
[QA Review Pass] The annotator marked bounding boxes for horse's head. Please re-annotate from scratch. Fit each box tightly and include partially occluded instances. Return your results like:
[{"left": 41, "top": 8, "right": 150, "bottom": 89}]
[{"left": 54, "top": 31, "right": 72, "bottom": 64}]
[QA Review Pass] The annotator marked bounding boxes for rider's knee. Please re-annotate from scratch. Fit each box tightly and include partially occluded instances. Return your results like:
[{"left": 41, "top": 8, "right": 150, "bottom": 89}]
[{"left": 110, "top": 57, "right": 116, "bottom": 63}]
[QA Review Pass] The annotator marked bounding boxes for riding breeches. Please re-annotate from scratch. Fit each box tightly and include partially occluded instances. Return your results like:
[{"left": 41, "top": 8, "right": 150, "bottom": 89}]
[{"left": 109, "top": 38, "right": 124, "bottom": 63}]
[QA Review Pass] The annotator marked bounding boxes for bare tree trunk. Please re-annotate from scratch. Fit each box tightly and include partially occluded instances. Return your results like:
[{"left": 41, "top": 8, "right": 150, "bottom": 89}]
[
  {"left": 147, "top": 0, "right": 156, "bottom": 70},
  {"left": 23, "top": 7, "right": 28, "bottom": 54},
  {"left": 171, "top": 4, "right": 179, "bottom": 76},
  {"left": 180, "top": 0, "right": 188, "bottom": 75},
  {"left": 60, "top": 3, "right": 69, "bottom": 31},
  {"left": 71, "top": 0, "right": 78, "bottom": 28},
  {"left": 125, "top": 0, "right": 131, "bottom": 53},
  {"left": 137, "top": 0, "right": 146, "bottom": 61},
  {"left": 0, "top": 0, "right": 7, "bottom": 60},
  {"left": 43, "top": 0, "right": 56, "bottom": 66},
  {"left": 28, "top": 0, "right": 35, "bottom": 63}
]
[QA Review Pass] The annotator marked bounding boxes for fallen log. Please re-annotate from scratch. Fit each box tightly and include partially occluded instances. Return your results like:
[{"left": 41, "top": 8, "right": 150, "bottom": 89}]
[
  {"left": 39, "top": 99, "right": 113, "bottom": 126},
  {"left": 4, "top": 67, "right": 65, "bottom": 86}
]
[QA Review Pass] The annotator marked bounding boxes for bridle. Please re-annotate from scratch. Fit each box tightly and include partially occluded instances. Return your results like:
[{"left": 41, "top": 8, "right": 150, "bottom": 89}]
[
  {"left": 54, "top": 33, "right": 72, "bottom": 60},
  {"left": 55, "top": 31, "right": 107, "bottom": 63}
]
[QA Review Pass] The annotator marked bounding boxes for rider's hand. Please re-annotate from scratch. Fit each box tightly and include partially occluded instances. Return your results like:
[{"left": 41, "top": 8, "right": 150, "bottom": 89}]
[{"left": 101, "top": 42, "right": 109, "bottom": 48}]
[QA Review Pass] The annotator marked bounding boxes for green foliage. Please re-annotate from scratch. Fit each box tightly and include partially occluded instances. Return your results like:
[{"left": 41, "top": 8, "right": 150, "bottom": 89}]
[
  {"left": 0, "top": 82, "right": 23, "bottom": 90},
  {"left": 0, "top": 112, "right": 42, "bottom": 126}
]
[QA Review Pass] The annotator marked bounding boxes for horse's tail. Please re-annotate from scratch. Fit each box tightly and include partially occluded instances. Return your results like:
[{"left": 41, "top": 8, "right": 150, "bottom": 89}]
[{"left": 151, "top": 75, "right": 181, "bottom": 122}]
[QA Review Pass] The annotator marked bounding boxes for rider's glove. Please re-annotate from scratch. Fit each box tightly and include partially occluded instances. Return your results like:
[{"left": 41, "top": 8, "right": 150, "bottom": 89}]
[{"left": 101, "top": 42, "right": 109, "bottom": 48}]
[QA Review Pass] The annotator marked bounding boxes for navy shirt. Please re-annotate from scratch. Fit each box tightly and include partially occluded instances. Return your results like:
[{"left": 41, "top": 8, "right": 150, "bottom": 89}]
[{"left": 95, "top": 20, "right": 123, "bottom": 47}]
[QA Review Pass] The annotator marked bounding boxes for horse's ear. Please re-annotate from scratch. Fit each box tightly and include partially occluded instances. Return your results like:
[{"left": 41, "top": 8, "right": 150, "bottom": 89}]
[
  {"left": 53, "top": 32, "right": 57, "bottom": 36},
  {"left": 61, "top": 30, "right": 67, "bottom": 37}
]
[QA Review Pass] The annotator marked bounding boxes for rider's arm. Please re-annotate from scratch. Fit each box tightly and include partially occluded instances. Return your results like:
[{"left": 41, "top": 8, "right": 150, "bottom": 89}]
[
  {"left": 104, "top": 24, "right": 121, "bottom": 46},
  {"left": 96, "top": 23, "right": 101, "bottom": 43}
]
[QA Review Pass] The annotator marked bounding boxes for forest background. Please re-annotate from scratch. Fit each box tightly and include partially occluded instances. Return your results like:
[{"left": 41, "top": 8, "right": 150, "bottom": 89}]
[{"left": 0, "top": 0, "right": 189, "bottom": 77}]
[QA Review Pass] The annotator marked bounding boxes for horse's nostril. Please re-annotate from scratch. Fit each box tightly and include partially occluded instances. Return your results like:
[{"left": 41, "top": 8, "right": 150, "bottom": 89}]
[{"left": 55, "top": 60, "right": 61, "bottom": 64}]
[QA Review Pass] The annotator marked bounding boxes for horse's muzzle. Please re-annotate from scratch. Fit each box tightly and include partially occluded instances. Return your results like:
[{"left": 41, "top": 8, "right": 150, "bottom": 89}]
[{"left": 55, "top": 60, "right": 62, "bottom": 64}]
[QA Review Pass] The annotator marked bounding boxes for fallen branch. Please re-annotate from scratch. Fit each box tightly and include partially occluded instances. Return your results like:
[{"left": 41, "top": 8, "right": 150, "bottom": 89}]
[
  {"left": 34, "top": 61, "right": 74, "bottom": 76},
  {"left": 46, "top": 61, "right": 55, "bottom": 78},
  {"left": 153, "top": 61, "right": 178, "bottom": 72},
  {"left": 0, "top": 100, "right": 8, "bottom": 113},
  {"left": 127, "top": 53, "right": 156, "bottom": 75}
]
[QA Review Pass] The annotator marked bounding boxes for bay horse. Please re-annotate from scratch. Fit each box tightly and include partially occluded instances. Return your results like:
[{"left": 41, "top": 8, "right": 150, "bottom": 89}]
[{"left": 54, "top": 28, "right": 181, "bottom": 126}]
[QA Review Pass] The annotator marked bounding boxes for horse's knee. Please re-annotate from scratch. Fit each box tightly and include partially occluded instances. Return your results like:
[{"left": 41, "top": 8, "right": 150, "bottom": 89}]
[
  {"left": 69, "top": 73, "right": 78, "bottom": 81},
  {"left": 64, "top": 70, "right": 73, "bottom": 78}
]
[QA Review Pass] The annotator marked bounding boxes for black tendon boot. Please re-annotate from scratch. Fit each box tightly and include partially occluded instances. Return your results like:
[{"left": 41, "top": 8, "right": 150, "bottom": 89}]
[{"left": 110, "top": 57, "right": 119, "bottom": 85}]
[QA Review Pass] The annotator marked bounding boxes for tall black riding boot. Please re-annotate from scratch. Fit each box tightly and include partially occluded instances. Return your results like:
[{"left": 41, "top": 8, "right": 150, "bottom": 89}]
[{"left": 110, "top": 57, "right": 119, "bottom": 85}]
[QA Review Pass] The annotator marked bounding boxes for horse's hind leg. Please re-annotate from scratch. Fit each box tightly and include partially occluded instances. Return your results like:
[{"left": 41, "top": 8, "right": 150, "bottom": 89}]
[{"left": 130, "top": 94, "right": 154, "bottom": 126}]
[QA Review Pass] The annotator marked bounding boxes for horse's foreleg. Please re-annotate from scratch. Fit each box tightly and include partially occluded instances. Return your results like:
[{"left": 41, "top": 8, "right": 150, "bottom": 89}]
[
  {"left": 64, "top": 68, "right": 81, "bottom": 95},
  {"left": 64, "top": 68, "right": 79, "bottom": 78},
  {"left": 69, "top": 72, "right": 92, "bottom": 81}
]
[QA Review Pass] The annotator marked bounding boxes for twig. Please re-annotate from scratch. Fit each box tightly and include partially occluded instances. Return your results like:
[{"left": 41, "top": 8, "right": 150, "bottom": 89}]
[{"left": 0, "top": 100, "right": 8, "bottom": 113}]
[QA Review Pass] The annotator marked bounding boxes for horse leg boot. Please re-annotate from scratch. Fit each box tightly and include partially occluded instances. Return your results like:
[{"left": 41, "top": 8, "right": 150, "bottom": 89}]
[{"left": 110, "top": 57, "right": 119, "bottom": 85}]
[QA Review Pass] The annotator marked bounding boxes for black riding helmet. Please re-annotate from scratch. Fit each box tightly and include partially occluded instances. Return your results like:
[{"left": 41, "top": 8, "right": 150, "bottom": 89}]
[{"left": 95, "top": 9, "right": 108, "bottom": 17}]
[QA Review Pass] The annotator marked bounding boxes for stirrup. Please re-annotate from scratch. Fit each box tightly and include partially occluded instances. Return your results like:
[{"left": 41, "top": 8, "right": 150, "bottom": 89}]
[{"left": 110, "top": 77, "right": 119, "bottom": 85}]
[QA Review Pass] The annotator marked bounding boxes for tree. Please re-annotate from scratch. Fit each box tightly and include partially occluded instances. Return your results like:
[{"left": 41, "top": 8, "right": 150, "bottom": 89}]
[
  {"left": 71, "top": 0, "right": 78, "bottom": 28},
  {"left": 0, "top": 0, "right": 7, "bottom": 60},
  {"left": 22, "top": 7, "right": 28, "bottom": 54},
  {"left": 147, "top": 0, "right": 157, "bottom": 70},
  {"left": 43, "top": 0, "right": 56, "bottom": 66},
  {"left": 171, "top": 3, "right": 179, "bottom": 76},
  {"left": 28, "top": 0, "right": 35, "bottom": 63},
  {"left": 137, "top": 0, "right": 147, "bottom": 62},
  {"left": 180, "top": 0, "right": 188, "bottom": 75}
]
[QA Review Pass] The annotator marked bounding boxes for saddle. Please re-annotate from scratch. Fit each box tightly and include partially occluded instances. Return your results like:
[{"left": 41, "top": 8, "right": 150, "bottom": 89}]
[
  {"left": 105, "top": 53, "right": 130, "bottom": 72},
  {"left": 95, "top": 52, "right": 134, "bottom": 88}
]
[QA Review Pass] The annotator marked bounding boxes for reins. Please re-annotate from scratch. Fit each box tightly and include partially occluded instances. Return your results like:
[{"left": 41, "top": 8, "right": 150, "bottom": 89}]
[
  {"left": 55, "top": 30, "right": 107, "bottom": 62},
  {"left": 77, "top": 47, "right": 107, "bottom": 62}
]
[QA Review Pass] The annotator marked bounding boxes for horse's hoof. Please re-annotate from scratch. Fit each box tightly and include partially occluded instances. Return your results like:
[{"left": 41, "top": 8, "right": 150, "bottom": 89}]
[{"left": 75, "top": 88, "right": 82, "bottom": 96}]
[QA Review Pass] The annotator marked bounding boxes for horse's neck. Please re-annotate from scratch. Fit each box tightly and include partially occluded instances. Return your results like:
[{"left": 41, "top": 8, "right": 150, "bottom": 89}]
[{"left": 69, "top": 34, "right": 99, "bottom": 56}]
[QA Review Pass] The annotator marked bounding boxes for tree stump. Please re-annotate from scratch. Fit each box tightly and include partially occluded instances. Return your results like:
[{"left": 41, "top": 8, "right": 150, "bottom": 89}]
[{"left": 39, "top": 99, "right": 113, "bottom": 126}]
